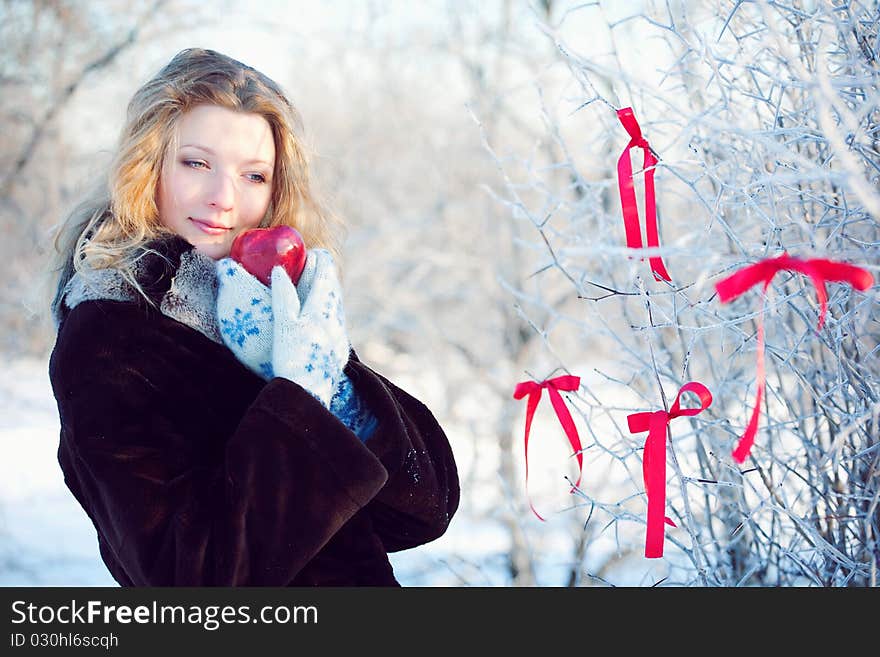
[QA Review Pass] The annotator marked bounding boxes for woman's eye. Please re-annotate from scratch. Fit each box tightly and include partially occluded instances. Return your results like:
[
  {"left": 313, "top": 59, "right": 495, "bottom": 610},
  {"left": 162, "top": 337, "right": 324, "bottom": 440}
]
[{"left": 182, "top": 160, "right": 265, "bottom": 183}]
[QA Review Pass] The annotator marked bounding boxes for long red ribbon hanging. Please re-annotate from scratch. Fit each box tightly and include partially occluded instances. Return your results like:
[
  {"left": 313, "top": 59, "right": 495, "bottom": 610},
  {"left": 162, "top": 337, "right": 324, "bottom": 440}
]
[
  {"left": 513, "top": 375, "right": 584, "bottom": 521},
  {"left": 627, "top": 382, "right": 713, "bottom": 558},
  {"left": 616, "top": 107, "right": 672, "bottom": 283},
  {"left": 715, "top": 253, "right": 874, "bottom": 463}
]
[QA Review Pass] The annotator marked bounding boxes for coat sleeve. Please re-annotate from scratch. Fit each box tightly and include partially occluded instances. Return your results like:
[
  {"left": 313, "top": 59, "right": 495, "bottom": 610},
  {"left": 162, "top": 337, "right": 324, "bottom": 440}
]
[
  {"left": 50, "top": 301, "right": 389, "bottom": 586},
  {"left": 346, "top": 351, "right": 460, "bottom": 552}
]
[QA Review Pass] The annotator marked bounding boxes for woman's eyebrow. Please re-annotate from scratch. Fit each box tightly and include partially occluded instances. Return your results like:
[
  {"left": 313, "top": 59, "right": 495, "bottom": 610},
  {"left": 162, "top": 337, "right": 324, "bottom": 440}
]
[{"left": 180, "top": 143, "right": 272, "bottom": 166}]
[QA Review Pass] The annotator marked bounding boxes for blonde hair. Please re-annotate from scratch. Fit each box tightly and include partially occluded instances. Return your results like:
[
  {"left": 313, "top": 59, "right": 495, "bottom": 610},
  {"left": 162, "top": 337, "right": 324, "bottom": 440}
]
[{"left": 48, "top": 48, "right": 345, "bottom": 318}]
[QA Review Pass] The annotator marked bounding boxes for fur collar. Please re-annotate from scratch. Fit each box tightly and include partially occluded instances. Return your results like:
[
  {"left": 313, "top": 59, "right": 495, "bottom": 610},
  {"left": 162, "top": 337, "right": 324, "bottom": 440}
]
[{"left": 55, "top": 236, "right": 223, "bottom": 344}]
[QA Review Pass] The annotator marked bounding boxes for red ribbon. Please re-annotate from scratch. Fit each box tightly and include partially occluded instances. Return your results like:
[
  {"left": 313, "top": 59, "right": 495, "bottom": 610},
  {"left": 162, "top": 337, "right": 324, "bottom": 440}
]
[
  {"left": 513, "top": 375, "right": 584, "bottom": 521},
  {"left": 627, "top": 382, "right": 713, "bottom": 558},
  {"left": 715, "top": 253, "right": 873, "bottom": 463},
  {"left": 617, "top": 107, "right": 671, "bottom": 283}
]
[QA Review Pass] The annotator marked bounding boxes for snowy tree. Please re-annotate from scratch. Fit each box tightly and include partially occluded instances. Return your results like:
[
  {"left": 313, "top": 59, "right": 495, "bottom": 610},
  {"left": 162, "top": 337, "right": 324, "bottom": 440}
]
[{"left": 482, "top": 0, "right": 879, "bottom": 585}]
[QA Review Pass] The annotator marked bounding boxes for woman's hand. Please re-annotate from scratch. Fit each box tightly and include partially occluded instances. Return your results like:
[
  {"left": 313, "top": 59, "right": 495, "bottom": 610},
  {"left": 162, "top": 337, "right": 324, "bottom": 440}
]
[
  {"left": 217, "top": 249, "right": 349, "bottom": 407},
  {"left": 215, "top": 249, "right": 351, "bottom": 407},
  {"left": 270, "top": 249, "right": 350, "bottom": 408},
  {"left": 215, "top": 257, "right": 275, "bottom": 379}
]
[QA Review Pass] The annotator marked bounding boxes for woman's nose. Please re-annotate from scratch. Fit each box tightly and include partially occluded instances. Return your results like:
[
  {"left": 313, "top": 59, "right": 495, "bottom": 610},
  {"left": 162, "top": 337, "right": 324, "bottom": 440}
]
[{"left": 206, "top": 172, "right": 235, "bottom": 212}]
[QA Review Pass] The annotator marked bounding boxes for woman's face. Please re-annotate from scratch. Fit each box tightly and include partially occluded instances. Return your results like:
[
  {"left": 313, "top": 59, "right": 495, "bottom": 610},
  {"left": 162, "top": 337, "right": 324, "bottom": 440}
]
[{"left": 157, "top": 104, "right": 276, "bottom": 260}]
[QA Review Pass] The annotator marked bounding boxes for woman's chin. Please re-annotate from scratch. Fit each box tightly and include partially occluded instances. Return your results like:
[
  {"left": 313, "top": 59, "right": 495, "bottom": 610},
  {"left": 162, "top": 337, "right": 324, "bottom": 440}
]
[{"left": 191, "top": 239, "right": 231, "bottom": 261}]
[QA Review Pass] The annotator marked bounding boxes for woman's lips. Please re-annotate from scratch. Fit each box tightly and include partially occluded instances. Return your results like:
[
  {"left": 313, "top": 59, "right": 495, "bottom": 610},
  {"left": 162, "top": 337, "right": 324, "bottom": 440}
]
[{"left": 189, "top": 218, "right": 231, "bottom": 235}]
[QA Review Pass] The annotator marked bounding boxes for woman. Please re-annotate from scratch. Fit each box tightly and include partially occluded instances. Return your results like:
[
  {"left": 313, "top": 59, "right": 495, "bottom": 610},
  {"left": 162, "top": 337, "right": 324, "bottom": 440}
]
[{"left": 47, "top": 48, "right": 459, "bottom": 586}]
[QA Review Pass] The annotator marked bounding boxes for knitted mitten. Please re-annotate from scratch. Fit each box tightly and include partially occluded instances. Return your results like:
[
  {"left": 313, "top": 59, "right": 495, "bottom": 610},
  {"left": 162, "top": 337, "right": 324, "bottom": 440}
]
[
  {"left": 269, "top": 249, "right": 350, "bottom": 409},
  {"left": 216, "top": 250, "right": 374, "bottom": 440},
  {"left": 215, "top": 257, "right": 276, "bottom": 379}
]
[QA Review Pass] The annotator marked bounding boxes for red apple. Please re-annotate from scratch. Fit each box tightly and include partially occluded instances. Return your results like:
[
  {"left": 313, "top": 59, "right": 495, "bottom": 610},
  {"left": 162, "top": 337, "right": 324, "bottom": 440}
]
[{"left": 230, "top": 225, "right": 307, "bottom": 287}]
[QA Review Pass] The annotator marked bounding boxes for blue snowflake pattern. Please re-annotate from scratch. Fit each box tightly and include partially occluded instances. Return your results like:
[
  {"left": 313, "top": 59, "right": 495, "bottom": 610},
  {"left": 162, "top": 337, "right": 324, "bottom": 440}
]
[
  {"left": 219, "top": 308, "right": 261, "bottom": 348},
  {"left": 335, "top": 298, "right": 345, "bottom": 326},
  {"left": 303, "top": 342, "right": 335, "bottom": 381},
  {"left": 258, "top": 361, "right": 274, "bottom": 379},
  {"left": 303, "top": 343, "right": 318, "bottom": 373},
  {"left": 321, "top": 291, "right": 336, "bottom": 320},
  {"left": 329, "top": 373, "right": 378, "bottom": 442},
  {"left": 250, "top": 297, "right": 273, "bottom": 317}
]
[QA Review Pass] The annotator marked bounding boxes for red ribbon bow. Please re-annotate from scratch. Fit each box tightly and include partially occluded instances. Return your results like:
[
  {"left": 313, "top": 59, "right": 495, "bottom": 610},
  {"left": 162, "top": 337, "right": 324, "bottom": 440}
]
[
  {"left": 617, "top": 107, "right": 672, "bottom": 283},
  {"left": 715, "top": 253, "right": 873, "bottom": 463},
  {"left": 627, "top": 382, "right": 713, "bottom": 558},
  {"left": 513, "top": 375, "right": 584, "bottom": 521}
]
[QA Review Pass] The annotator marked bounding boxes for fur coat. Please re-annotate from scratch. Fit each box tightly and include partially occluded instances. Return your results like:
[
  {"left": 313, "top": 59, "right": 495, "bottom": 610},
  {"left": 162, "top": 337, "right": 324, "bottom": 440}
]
[{"left": 48, "top": 235, "right": 459, "bottom": 586}]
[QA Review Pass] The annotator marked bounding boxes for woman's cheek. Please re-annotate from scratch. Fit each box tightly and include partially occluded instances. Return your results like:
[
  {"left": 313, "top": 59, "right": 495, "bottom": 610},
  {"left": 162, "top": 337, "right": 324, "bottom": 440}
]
[{"left": 246, "top": 194, "right": 272, "bottom": 227}]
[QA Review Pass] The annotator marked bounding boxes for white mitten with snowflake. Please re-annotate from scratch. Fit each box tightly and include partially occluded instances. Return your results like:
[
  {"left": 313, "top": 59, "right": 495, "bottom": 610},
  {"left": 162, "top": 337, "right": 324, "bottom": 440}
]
[
  {"left": 270, "top": 248, "right": 350, "bottom": 408},
  {"left": 215, "top": 258, "right": 277, "bottom": 380},
  {"left": 216, "top": 252, "right": 373, "bottom": 438},
  {"left": 215, "top": 249, "right": 322, "bottom": 381}
]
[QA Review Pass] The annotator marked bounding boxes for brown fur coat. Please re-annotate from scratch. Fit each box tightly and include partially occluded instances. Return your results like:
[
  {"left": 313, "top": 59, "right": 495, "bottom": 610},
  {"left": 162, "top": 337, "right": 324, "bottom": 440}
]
[{"left": 49, "top": 236, "right": 459, "bottom": 586}]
